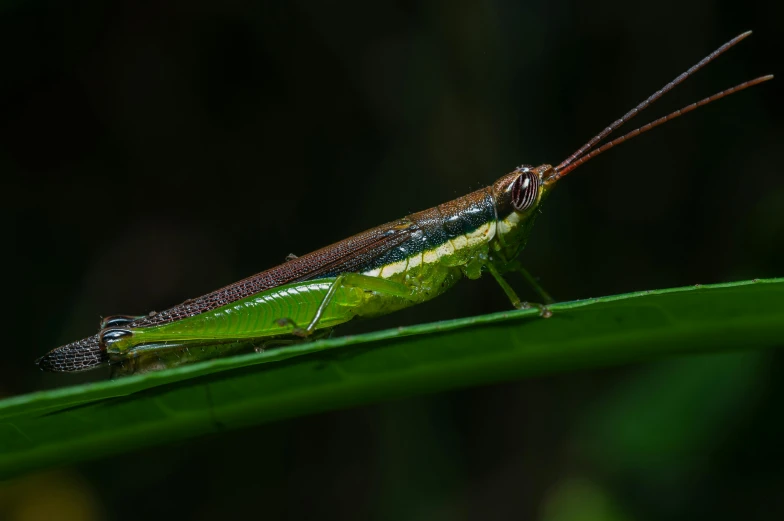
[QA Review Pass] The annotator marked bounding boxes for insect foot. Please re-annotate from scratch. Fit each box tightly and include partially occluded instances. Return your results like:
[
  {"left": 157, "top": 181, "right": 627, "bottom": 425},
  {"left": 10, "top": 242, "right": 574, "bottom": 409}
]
[{"left": 517, "top": 301, "right": 553, "bottom": 318}]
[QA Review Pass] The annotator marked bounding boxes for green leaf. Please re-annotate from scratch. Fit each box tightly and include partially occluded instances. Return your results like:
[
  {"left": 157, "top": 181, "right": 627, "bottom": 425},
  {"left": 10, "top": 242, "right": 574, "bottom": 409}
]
[{"left": 1, "top": 278, "right": 782, "bottom": 479}]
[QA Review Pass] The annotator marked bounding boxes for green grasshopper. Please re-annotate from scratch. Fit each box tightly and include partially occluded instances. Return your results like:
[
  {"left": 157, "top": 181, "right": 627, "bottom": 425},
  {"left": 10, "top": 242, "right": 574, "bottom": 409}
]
[{"left": 37, "top": 32, "right": 771, "bottom": 374}]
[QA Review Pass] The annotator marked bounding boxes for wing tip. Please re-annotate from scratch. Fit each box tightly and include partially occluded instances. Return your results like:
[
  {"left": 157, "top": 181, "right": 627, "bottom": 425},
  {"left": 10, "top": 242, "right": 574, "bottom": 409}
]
[{"left": 35, "top": 335, "right": 108, "bottom": 373}]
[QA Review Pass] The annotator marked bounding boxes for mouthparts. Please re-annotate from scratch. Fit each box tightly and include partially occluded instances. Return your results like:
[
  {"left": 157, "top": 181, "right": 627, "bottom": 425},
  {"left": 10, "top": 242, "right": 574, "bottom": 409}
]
[{"left": 35, "top": 334, "right": 108, "bottom": 372}]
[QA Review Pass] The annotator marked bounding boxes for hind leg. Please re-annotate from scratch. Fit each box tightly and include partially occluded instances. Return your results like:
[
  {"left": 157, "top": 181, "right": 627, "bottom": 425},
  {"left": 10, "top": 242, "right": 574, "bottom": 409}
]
[{"left": 277, "top": 273, "right": 414, "bottom": 337}]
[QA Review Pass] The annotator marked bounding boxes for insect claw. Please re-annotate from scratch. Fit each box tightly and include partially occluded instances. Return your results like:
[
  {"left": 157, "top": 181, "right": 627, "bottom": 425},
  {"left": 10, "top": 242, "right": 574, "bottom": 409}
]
[{"left": 517, "top": 301, "right": 552, "bottom": 318}]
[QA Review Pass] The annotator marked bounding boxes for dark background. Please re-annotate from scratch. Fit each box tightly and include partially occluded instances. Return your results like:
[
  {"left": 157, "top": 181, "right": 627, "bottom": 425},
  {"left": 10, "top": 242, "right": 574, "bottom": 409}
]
[{"left": 1, "top": 0, "right": 782, "bottom": 520}]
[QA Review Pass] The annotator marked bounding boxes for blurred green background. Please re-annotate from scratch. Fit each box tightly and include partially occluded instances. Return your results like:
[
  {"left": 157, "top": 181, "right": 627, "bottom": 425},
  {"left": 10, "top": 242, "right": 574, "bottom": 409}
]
[{"left": 1, "top": 0, "right": 782, "bottom": 519}]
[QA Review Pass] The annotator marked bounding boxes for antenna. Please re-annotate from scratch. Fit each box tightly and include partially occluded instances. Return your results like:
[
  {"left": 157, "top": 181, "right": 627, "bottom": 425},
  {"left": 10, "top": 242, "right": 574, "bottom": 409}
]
[
  {"left": 549, "top": 75, "right": 773, "bottom": 180},
  {"left": 553, "top": 31, "right": 754, "bottom": 176}
]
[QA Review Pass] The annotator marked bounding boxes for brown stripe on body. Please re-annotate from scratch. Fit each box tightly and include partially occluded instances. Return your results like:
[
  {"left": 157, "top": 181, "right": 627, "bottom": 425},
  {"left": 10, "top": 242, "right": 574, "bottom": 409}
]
[{"left": 132, "top": 189, "right": 497, "bottom": 329}]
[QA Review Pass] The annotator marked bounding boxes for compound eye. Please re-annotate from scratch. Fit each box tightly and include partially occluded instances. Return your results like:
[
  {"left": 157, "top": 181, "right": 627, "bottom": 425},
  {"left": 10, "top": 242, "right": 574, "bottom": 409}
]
[{"left": 511, "top": 171, "right": 539, "bottom": 211}]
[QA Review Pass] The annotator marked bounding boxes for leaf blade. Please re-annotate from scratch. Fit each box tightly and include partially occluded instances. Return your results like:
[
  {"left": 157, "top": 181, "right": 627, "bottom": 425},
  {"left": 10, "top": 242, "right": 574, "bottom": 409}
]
[{"left": 1, "top": 278, "right": 782, "bottom": 478}]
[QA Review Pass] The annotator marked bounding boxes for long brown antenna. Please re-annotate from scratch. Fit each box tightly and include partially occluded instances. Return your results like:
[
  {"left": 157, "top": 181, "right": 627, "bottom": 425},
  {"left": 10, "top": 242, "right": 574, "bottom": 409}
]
[
  {"left": 554, "top": 31, "right": 753, "bottom": 174},
  {"left": 548, "top": 75, "right": 773, "bottom": 181}
]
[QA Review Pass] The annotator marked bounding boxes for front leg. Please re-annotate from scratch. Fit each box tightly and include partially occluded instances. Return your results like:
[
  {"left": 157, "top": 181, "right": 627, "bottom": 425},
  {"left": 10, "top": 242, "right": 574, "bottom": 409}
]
[{"left": 485, "top": 263, "right": 552, "bottom": 318}]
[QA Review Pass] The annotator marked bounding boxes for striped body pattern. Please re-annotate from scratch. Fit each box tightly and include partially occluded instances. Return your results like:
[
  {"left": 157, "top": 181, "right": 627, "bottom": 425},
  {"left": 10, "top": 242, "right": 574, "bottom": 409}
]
[{"left": 37, "top": 168, "right": 546, "bottom": 373}]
